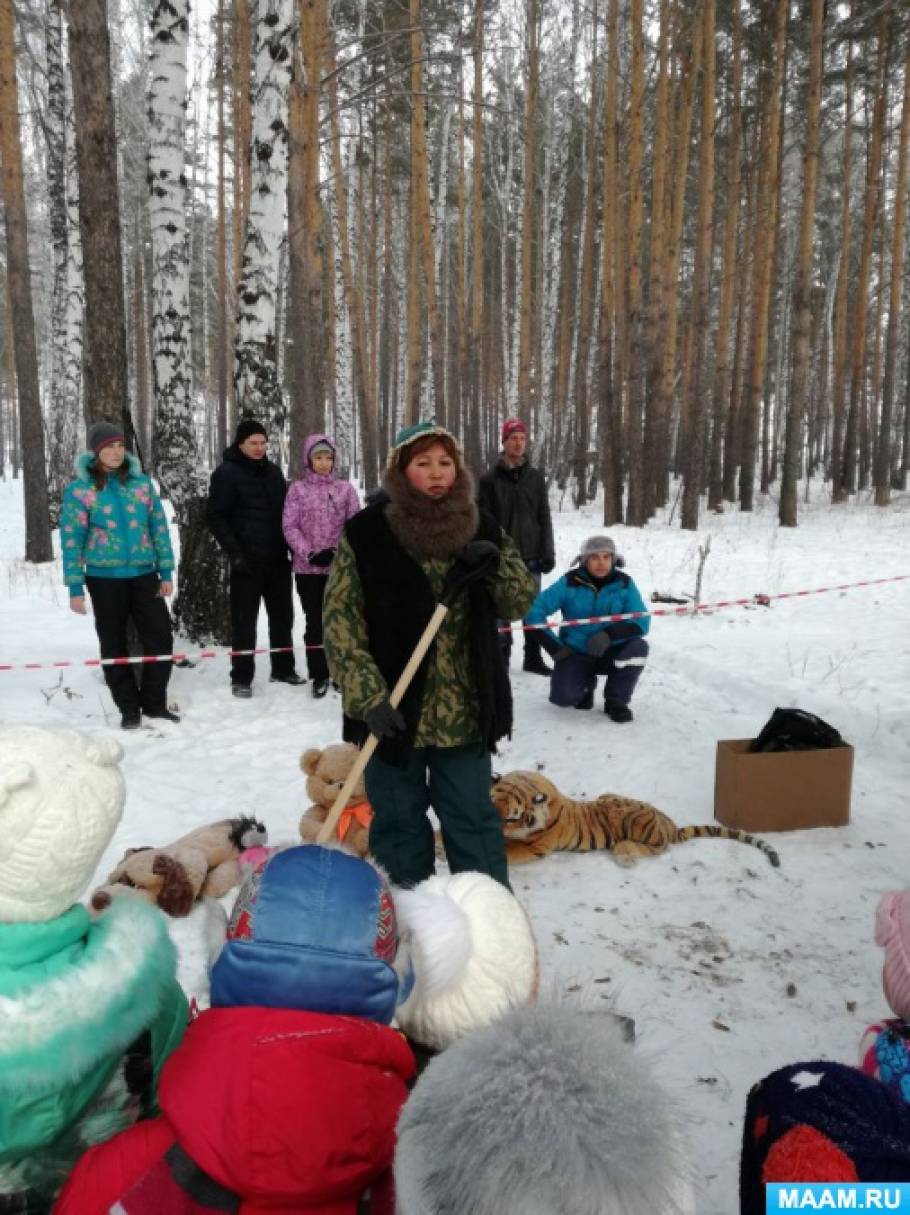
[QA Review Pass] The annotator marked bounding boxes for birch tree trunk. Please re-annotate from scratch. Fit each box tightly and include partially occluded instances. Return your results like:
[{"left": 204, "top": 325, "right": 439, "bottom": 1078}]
[
  {"left": 148, "top": 0, "right": 199, "bottom": 509},
  {"left": 779, "top": 0, "right": 823, "bottom": 526},
  {"left": 234, "top": 0, "right": 295, "bottom": 437},
  {"left": 45, "top": 0, "right": 83, "bottom": 522},
  {"left": 829, "top": 16, "right": 853, "bottom": 501},
  {"left": 515, "top": 0, "right": 538, "bottom": 420},
  {"left": 874, "top": 41, "right": 910, "bottom": 506},
  {"left": 0, "top": 0, "right": 53, "bottom": 561},
  {"left": 67, "top": 0, "right": 131, "bottom": 435}
]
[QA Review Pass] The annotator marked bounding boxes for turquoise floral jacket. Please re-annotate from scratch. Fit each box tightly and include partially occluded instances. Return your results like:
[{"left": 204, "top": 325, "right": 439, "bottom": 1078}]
[{"left": 60, "top": 452, "right": 174, "bottom": 597}]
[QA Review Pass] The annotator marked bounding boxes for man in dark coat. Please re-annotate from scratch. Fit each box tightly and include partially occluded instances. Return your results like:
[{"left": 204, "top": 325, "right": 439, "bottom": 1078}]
[
  {"left": 207, "top": 418, "right": 304, "bottom": 696},
  {"left": 477, "top": 417, "right": 555, "bottom": 675}
]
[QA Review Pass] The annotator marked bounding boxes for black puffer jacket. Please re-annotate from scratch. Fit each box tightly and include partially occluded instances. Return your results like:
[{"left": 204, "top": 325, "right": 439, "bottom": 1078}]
[
  {"left": 477, "top": 458, "right": 555, "bottom": 569},
  {"left": 207, "top": 445, "right": 290, "bottom": 566}
]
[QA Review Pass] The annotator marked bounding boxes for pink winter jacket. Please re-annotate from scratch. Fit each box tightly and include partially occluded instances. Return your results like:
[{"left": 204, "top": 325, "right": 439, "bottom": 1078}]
[{"left": 282, "top": 434, "right": 361, "bottom": 574}]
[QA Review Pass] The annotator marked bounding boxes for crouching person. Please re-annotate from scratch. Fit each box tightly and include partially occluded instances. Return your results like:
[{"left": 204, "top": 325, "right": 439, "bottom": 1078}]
[
  {"left": 527, "top": 535, "right": 650, "bottom": 722},
  {"left": 55, "top": 846, "right": 416, "bottom": 1215},
  {"left": 0, "top": 725, "right": 187, "bottom": 1212}
]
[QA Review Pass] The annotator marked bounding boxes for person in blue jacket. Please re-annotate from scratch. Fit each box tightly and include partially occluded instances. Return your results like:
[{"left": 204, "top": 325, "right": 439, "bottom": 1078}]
[{"left": 526, "top": 534, "right": 650, "bottom": 721}]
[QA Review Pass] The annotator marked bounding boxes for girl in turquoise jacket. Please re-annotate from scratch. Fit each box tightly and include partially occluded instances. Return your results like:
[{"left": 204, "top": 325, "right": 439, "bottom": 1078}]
[
  {"left": 59, "top": 422, "right": 177, "bottom": 729},
  {"left": 526, "top": 534, "right": 650, "bottom": 722}
]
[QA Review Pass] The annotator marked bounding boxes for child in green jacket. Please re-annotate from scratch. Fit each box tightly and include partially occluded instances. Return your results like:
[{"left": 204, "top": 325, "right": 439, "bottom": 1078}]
[{"left": 0, "top": 724, "right": 187, "bottom": 1213}]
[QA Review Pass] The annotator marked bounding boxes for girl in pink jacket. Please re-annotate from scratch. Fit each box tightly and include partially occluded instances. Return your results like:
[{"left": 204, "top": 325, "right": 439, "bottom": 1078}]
[{"left": 283, "top": 434, "right": 361, "bottom": 696}]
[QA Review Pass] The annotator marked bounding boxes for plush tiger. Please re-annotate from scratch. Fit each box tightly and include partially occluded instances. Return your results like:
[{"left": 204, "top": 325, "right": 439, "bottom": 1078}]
[{"left": 492, "top": 770, "right": 780, "bottom": 868}]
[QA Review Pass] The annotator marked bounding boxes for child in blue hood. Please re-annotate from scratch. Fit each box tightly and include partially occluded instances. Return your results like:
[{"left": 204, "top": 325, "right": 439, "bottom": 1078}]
[{"left": 526, "top": 535, "right": 650, "bottom": 722}]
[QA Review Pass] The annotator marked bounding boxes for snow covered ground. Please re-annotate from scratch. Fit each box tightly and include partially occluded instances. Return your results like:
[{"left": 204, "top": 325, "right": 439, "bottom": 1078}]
[{"left": 2, "top": 473, "right": 908, "bottom": 1212}]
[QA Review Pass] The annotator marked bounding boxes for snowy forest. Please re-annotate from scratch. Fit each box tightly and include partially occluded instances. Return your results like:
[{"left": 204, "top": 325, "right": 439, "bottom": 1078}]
[{"left": 0, "top": 0, "right": 908, "bottom": 640}]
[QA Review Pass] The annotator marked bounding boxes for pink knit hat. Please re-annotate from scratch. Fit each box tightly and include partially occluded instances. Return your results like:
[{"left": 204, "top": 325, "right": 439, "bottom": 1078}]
[
  {"left": 875, "top": 890, "right": 910, "bottom": 1020},
  {"left": 501, "top": 416, "right": 527, "bottom": 444}
]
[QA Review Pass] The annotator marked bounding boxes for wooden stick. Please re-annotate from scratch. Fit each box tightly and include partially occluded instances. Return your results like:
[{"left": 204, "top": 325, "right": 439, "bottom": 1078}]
[{"left": 315, "top": 602, "right": 450, "bottom": 844}]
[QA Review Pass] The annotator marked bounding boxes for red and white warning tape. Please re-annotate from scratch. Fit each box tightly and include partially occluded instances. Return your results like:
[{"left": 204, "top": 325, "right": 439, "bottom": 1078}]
[{"left": 0, "top": 573, "right": 907, "bottom": 673}]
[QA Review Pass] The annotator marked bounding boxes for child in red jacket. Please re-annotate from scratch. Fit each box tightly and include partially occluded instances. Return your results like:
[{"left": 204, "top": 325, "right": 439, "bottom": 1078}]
[{"left": 55, "top": 846, "right": 416, "bottom": 1215}]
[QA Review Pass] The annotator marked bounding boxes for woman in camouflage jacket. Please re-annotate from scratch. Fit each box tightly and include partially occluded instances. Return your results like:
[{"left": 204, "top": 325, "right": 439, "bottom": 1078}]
[{"left": 324, "top": 422, "right": 535, "bottom": 889}]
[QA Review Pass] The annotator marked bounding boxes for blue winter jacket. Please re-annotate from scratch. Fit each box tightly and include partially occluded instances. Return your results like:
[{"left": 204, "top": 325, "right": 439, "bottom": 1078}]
[
  {"left": 527, "top": 565, "right": 650, "bottom": 655},
  {"left": 60, "top": 452, "right": 174, "bottom": 597}
]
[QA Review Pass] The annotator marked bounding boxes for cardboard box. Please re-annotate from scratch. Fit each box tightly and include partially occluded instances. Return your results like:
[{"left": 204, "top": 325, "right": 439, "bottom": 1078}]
[{"left": 714, "top": 738, "right": 853, "bottom": 832}]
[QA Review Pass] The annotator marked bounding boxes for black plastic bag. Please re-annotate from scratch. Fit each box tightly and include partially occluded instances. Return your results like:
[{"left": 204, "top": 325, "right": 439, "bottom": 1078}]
[{"left": 750, "top": 707, "right": 845, "bottom": 754}]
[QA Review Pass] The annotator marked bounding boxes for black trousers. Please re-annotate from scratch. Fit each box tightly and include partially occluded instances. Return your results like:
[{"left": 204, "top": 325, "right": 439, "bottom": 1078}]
[
  {"left": 86, "top": 573, "right": 173, "bottom": 715},
  {"left": 295, "top": 573, "right": 329, "bottom": 681},
  {"left": 229, "top": 560, "right": 296, "bottom": 685},
  {"left": 500, "top": 566, "right": 544, "bottom": 662}
]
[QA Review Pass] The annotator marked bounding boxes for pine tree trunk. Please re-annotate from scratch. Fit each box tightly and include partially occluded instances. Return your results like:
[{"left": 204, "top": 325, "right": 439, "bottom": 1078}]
[
  {"left": 680, "top": 0, "right": 715, "bottom": 532},
  {"left": 599, "top": 0, "right": 622, "bottom": 525},
  {"left": 707, "top": 0, "right": 741, "bottom": 512},
  {"left": 622, "top": 0, "right": 646, "bottom": 524},
  {"left": 215, "top": 0, "right": 229, "bottom": 456},
  {"left": 67, "top": 0, "right": 131, "bottom": 437},
  {"left": 641, "top": 0, "right": 670, "bottom": 519},
  {"left": 234, "top": 0, "right": 294, "bottom": 435},
  {"left": 738, "top": 0, "right": 786, "bottom": 513},
  {"left": 779, "top": 0, "right": 823, "bottom": 526},
  {"left": 0, "top": 0, "right": 53, "bottom": 561},
  {"left": 467, "top": 0, "right": 484, "bottom": 467},
  {"left": 838, "top": 15, "right": 888, "bottom": 500},
  {"left": 874, "top": 41, "right": 910, "bottom": 507},
  {"left": 571, "top": 43, "right": 601, "bottom": 508}
]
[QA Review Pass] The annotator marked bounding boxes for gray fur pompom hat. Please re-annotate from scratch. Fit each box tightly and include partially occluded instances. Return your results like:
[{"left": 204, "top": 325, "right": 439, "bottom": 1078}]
[{"left": 394, "top": 1002, "right": 696, "bottom": 1215}]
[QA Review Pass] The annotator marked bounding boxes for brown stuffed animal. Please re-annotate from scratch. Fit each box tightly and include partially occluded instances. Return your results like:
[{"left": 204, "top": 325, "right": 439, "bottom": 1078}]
[
  {"left": 91, "top": 815, "right": 268, "bottom": 917},
  {"left": 299, "top": 743, "right": 371, "bottom": 857}
]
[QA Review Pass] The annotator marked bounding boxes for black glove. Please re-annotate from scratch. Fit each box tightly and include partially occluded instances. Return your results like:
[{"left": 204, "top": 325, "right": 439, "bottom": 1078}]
[
  {"left": 308, "top": 548, "right": 336, "bottom": 568},
  {"left": 586, "top": 630, "right": 614, "bottom": 658},
  {"left": 553, "top": 645, "right": 573, "bottom": 663},
  {"left": 540, "top": 557, "right": 555, "bottom": 575},
  {"left": 230, "top": 554, "right": 251, "bottom": 575},
  {"left": 364, "top": 698, "right": 407, "bottom": 739},
  {"left": 461, "top": 539, "right": 500, "bottom": 574}
]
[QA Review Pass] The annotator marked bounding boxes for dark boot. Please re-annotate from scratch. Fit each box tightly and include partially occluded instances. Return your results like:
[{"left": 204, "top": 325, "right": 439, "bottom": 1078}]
[
  {"left": 604, "top": 701, "right": 633, "bottom": 723},
  {"left": 575, "top": 687, "right": 594, "bottom": 710}
]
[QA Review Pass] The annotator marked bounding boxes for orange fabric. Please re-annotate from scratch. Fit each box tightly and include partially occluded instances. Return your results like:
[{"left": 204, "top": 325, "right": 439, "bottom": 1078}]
[{"left": 336, "top": 802, "right": 373, "bottom": 842}]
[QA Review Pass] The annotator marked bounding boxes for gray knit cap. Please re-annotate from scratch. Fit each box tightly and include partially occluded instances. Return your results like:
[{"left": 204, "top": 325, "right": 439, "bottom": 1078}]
[
  {"left": 86, "top": 421, "right": 125, "bottom": 454},
  {"left": 578, "top": 535, "right": 616, "bottom": 561}
]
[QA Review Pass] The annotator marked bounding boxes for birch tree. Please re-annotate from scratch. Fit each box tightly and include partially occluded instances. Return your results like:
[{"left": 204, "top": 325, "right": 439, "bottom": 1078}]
[
  {"left": 0, "top": 0, "right": 52, "bottom": 561},
  {"left": 45, "top": 0, "right": 83, "bottom": 520},
  {"left": 234, "top": 0, "right": 295, "bottom": 436}
]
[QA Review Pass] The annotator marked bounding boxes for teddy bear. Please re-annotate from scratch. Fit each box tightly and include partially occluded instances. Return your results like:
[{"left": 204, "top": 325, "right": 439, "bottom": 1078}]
[
  {"left": 91, "top": 815, "right": 268, "bottom": 917},
  {"left": 299, "top": 743, "right": 372, "bottom": 858}
]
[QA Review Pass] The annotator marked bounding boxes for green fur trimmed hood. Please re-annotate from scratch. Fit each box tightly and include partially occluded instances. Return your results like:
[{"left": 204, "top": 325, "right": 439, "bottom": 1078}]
[{"left": 0, "top": 897, "right": 180, "bottom": 1096}]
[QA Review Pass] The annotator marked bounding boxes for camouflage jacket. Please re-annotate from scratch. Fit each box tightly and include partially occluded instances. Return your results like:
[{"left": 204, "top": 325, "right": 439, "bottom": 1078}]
[{"left": 324, "top": 526, "right": 534, "bottom": 750}]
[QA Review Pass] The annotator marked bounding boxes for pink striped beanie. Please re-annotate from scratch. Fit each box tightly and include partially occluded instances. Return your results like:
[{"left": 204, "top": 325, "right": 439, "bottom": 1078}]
[{"left": 875, "top": 890, "right": 910, "bottom": 1021}]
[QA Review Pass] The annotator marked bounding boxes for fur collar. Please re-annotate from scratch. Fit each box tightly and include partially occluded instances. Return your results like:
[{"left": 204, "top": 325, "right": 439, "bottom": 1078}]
[
  {"left": 0, "top": 897, "right": 178, "bottom": 1095},
  {"left": 74, "top": 450, "right": 142, "bottom": 483},
  {"left": 382, "top": 464, "right": 479, "bottom": 560}
]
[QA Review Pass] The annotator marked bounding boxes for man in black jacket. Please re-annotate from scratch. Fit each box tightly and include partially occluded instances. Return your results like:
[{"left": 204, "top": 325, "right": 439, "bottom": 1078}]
[
  {"left": 207, "top": 418, "right": 304, "bottom": 697},
  {"left": 477, "top": 417, "right": 555, "bottom": 675}
]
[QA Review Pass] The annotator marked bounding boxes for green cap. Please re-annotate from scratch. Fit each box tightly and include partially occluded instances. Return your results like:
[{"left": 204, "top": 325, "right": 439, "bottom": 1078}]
[{"left": 387, "top": 421, "right": 462, "bottom": 467}]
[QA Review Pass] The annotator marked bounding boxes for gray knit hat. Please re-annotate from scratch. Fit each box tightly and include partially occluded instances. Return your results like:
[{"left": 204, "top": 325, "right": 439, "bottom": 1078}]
[
  {"left": 86, "top": 420, "right": 125, "bottom": 455},
  {"left": 578, "top": 535, "right": 616, "bottom": 561}
]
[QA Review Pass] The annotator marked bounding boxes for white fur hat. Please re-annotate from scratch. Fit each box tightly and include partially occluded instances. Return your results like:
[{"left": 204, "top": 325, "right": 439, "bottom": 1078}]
[
  {"left": 393, "top": 871, "right": 538, "bottom": 1051},
  {"left": 0, "top": 725, "right": 125, "bottom": 923},
  {"left": 395, "top": 1003, "right": 696, "bottom": 1215}
]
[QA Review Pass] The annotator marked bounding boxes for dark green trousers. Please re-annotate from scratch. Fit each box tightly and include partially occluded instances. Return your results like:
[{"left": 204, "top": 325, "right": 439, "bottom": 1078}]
[{"left": 365, "top": 744, "right": 510, "bottom": 890}]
